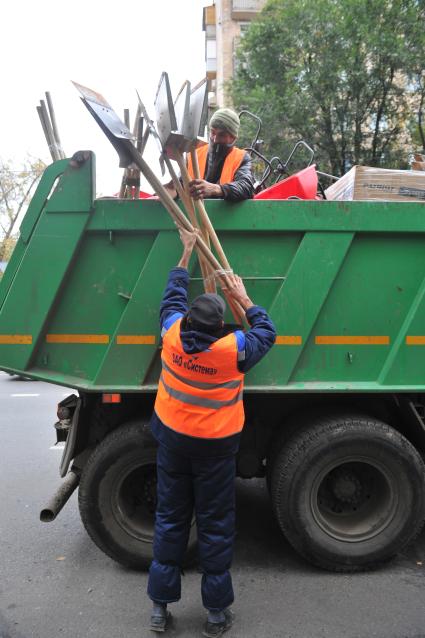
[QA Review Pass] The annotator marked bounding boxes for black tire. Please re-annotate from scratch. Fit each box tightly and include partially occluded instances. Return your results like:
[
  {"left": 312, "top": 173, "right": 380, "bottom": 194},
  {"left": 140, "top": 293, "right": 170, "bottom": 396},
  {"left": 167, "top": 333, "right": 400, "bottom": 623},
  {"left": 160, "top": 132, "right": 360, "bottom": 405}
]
[
  {"left": 271, "top": 415, "right": 425, "bottom": 572},
  {"left": 78, "top": 421, "right": 197, "bottom": 570}
]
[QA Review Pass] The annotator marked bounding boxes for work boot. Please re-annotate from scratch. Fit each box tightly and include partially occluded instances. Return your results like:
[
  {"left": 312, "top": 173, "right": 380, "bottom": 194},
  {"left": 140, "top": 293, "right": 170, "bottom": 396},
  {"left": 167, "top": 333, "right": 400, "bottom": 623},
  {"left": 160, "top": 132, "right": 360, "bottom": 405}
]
[
  {"left": 150, "top": 602, "right": 171, "bottom": 633},
  {"left": 202, "top": 608, "right": 234, "bottom": 638}
]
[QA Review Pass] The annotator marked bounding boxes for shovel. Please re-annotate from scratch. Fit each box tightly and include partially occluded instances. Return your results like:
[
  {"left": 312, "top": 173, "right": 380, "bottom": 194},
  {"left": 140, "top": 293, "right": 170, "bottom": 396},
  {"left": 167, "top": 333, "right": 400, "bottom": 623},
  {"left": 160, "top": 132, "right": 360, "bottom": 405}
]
[
  {"left": 154, "top": 74, "right": 217, "bottom": 294},
  {"left": 73, "top": 81, "right": 244, "bottom": 323},
  {"left": 174, "top": 79, "right": 245, "bottom": 321},
  {"left": 153, "top": 74, "right": 245, "bottom": 322}
]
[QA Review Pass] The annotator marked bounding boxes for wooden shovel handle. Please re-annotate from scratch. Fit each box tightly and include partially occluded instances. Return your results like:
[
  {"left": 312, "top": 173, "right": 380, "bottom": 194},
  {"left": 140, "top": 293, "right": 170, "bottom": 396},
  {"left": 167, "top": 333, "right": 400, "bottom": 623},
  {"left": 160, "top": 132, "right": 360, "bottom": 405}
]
[
  {"left": 132, "top": 153, "right": 245, "bottom": 324},
  {"left": 163, "top": 153, "right": 214, "bottom": 289},
  {"left": 186, "top": 151, "right": 232, "bottom": 271},
  {"left": 185, "top": 151, "right": 246, "bottom": 323}
]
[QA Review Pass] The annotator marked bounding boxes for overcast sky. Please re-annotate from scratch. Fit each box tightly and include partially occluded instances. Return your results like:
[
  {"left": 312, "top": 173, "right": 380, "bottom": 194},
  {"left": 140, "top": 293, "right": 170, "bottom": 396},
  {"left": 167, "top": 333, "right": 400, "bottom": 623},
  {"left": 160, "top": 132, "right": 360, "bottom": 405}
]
[{"left": 1, "top": 0, "right": 208, "bottom": 194}]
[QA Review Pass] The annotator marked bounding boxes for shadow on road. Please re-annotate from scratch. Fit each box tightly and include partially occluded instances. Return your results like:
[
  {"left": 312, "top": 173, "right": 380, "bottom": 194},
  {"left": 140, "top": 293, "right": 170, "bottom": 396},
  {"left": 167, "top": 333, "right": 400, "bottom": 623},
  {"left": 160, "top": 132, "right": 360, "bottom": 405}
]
[{"left": 233, "top": 477, "right": 311, "bottom": 573}]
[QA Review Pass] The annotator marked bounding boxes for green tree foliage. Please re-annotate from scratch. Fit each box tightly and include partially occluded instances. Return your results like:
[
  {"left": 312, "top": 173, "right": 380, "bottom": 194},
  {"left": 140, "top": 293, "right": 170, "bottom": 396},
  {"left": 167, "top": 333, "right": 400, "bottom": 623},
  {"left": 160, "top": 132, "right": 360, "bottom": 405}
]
[
  {"left": 231, "top": 0, "right": 425, "bottom": 176},
  {"left": 0, "top": 157, "right": 45, "bottom": 261}
]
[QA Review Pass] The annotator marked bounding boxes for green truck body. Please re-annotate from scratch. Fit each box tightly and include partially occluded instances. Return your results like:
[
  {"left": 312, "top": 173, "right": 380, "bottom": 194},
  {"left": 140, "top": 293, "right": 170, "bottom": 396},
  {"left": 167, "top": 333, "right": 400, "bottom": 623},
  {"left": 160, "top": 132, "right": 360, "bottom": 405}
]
[{"left": 1, "top": 153, "right": 425, "bottom": 572}]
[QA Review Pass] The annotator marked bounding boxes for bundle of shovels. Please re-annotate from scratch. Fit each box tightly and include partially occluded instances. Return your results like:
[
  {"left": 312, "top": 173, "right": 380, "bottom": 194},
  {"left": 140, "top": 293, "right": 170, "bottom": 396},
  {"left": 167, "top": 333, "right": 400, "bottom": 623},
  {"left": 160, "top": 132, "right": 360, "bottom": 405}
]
[{"left": 73, "top": 74, "right": 246, "bottom": 324}]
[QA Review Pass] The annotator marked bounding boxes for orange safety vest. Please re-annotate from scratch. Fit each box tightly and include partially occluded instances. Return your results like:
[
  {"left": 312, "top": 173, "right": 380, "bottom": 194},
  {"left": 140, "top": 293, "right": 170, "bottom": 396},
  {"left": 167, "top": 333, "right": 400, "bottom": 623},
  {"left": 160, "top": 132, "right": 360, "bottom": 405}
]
[
  {"left": 187, "top": 145, "right": 246, "bottom": 184},
  {"left": 154, "top": 319, "right": 245, "bottom": 439}
]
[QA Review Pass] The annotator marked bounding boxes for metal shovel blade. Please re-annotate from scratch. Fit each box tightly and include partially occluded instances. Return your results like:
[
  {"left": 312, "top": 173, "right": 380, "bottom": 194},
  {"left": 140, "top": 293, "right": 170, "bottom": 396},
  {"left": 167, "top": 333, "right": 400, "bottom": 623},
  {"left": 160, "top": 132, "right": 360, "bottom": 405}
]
[
  {"left": 189, "top": 78, "right": 209, "bottom": 141},
  {"left": 135, "top": 91, "right": 166, "bottom": 175},
  {"left": 73, "top": 81, "right": 137, "bottom": 168},
  {"left": 154, "top": 72, "right": 189, "bottom": 157},
  {"left": 154, "top": 72, "right": 178, "bottom": 146},
  {"left": 73, "top": 82, "right": 134, "bottom": 142},
  {"left": 173, "top": 80, "right": 192, "bottom": 151}
]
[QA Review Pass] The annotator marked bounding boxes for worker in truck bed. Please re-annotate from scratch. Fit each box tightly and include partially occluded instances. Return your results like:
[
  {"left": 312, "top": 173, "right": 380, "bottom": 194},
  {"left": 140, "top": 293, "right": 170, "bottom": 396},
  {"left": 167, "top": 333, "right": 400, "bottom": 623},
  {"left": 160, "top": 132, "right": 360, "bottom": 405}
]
[
  {"left": 165, "top": 107, "right": 254, "bottom": 202},
  {"left": 147, "top": 228, "right": 276, "bottom": 637}
]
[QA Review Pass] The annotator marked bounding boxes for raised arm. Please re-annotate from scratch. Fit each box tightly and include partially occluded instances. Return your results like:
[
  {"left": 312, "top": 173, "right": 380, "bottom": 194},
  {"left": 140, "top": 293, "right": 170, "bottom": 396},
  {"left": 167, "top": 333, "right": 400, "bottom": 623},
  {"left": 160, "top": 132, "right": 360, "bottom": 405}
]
[
  {"left": 159, "top": 229, "right": 199, "bottom": 331},
  {"left": 223, "top": 274, "right": 276, "bottom": 372}
]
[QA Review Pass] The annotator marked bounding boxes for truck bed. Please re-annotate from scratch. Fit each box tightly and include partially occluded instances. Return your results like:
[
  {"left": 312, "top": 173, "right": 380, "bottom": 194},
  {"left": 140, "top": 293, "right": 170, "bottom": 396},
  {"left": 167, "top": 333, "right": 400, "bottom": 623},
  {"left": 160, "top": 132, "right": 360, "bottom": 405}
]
[{"left": 1, "top": 153, "right": 424, "bottom": 392}]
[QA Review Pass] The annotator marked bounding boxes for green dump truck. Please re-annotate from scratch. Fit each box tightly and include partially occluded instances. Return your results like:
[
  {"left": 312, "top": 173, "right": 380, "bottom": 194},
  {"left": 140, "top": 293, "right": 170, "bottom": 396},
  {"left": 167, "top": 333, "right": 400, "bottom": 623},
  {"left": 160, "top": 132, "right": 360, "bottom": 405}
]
[{"left": 1, "top": 152, "right": 425, "bottom": 572}]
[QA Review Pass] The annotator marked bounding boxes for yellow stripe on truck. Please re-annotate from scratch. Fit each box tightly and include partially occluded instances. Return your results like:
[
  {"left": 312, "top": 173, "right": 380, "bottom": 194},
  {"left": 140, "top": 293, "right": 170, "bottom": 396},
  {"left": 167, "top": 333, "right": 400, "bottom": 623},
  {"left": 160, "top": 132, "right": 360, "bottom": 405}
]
[
  {"left": 275, "top": 336, "right": 302, "bottom": 345},
  {"left": 46, "top": 334, "right": 109, "bottom": 344},
  {"left": 116, "top": 335, "right": 156, "bottom": 345},
  {"left": 316, "top": 336, "right": 390, "bottom": 345},
  {"left": 0, "top": 335, "right": 32, "bottom": 344},
  {"left": 406, "top": 336, "right": 425, "bottom": 345}
]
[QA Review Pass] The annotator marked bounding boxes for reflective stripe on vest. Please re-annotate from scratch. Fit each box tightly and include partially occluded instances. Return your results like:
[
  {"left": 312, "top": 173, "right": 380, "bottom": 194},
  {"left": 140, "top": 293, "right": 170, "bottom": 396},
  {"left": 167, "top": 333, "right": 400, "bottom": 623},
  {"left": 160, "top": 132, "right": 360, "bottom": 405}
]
[
  {"left": 159, "top": 374, "right": 243, "bottom": 409},
  {"left": 154, "top": 318, "right": 245, "bottom": 439},
  {"left": 187, "top": 145, "right": 246, "bottom": 184},
  {"left": 162, "top": 359, "right": 242, "bottom": 390}
]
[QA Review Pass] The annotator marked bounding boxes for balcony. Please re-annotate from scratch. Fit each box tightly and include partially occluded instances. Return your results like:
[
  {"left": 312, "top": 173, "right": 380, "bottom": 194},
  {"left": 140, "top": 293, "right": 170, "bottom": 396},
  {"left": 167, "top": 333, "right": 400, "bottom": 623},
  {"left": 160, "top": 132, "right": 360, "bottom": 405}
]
[
  {"left": 203, "top": 4, "right": 216, "bottom": 29},
  {"left": 231, "top": 0, "right": 265, "bottom": 20}
]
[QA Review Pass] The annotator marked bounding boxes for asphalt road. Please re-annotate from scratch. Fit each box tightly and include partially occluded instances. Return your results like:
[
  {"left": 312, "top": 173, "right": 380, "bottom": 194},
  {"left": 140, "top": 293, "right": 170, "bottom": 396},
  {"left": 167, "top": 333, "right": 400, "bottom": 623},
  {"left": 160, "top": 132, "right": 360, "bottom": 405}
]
[{"left": 1, "top": 371, "right": 425, "bottom": 638}]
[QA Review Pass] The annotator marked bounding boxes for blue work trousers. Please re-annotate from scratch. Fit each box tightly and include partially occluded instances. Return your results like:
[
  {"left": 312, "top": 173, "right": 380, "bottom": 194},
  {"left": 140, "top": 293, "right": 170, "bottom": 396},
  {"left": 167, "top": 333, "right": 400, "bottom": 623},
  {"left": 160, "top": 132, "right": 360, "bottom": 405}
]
[{"left": 147, "top": 443, "right": 236, "bottom": 611}]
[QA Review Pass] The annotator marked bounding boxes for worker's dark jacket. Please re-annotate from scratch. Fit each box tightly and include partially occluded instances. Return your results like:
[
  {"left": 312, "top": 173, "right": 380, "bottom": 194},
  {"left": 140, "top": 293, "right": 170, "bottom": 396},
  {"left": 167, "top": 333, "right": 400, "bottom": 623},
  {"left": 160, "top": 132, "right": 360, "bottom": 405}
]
[
  {"left": 150, "top": 267, "right": 276, "bottom": 457},
  {"left": 203, "top": 145, "right": 254, "bottom": 202},
  {"left": 148, "top": 267, "right": 275, "bottom": 610}
]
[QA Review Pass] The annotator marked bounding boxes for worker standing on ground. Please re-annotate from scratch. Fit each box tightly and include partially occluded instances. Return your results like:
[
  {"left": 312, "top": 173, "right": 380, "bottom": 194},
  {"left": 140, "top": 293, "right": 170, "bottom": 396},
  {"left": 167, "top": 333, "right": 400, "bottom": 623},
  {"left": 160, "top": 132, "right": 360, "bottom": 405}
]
[
  {"left": 166, "top": 108, "right": 254, "bottom": 202},
  {"left": 147, "top": 228, "right": 276, "bottom": 636}
]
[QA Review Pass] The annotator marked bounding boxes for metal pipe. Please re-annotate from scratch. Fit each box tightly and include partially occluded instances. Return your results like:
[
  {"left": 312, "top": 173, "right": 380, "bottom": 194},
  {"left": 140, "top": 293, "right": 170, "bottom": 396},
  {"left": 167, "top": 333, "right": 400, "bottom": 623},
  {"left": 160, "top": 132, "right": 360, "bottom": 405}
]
[
  {"left": 139, "top": 125, "right": 150, "bottom": 156},
  {"left": 133, "top": 105, "right": 142, "bottom": 138},
  {"left": 40, "top": 470, "right": 79, "bottom": 522},
  {"left": 136, "top": 117, "right": 144, "bottom": 153},
  {"left": 40, "top": 100, "right": 57, "bottom": 157},
  {"left": 45, "top": 92, "right": 65, "bottom": 159},
  {"left": 36, "top": 105, "right": 57, "bottom": 162}
]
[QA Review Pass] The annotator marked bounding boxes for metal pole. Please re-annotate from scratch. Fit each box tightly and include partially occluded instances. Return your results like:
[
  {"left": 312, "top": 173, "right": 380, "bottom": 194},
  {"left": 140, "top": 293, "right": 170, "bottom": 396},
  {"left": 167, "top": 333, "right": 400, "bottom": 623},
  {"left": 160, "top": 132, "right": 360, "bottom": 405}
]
[
  {"left": 40, "top": 471, "right": 80, "bottom": 522},
  {"left": 36, "top": 104, "right": 58, "bottom": 162},
  {"left": 45, "top": 92, "right": 65, "bottom": 159},
  {"left": 136, "top": 117, "right": 145, "bottom": 153}
]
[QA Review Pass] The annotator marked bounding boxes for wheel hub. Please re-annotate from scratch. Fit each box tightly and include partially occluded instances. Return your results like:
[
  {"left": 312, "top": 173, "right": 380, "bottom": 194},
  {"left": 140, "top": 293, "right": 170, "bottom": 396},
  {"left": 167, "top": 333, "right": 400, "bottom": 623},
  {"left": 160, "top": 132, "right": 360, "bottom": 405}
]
[
  {"left": 331, "top": 470, "right": 363, "bottom": 505},
  {"left": 112, "top": 463, "right": 158, "bottom": 541},
  {"left": 142, "top": 476, "right": 157, "bottom": 512},
  {"left": 312, "top": 458, "right": 397, "bottom": 542}
]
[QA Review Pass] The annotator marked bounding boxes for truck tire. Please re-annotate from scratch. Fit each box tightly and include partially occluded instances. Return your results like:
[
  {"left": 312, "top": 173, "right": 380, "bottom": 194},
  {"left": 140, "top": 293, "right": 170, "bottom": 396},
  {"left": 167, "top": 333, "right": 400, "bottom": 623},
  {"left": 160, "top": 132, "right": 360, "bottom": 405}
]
[
  {"left": 271, "top": 415, "right": 425, "bottom": 572},
  {"left": 78, "top": 421, "right": 197, "bottom": 569}
]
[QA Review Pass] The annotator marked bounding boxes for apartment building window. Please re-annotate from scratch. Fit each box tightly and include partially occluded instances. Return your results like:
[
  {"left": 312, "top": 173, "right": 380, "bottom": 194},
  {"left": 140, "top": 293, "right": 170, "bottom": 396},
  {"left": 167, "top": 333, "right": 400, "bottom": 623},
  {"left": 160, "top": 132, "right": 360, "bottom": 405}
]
[
  {"left": 206, "top": 39, "right": 217, "bottom": 73},
  {"left": 232, "top": 0, "right": 262, "bottom": 11},
  {"left": 232, "top": 0, "right": 265, "bottom": 19},
  {"left": 233, "top": 23, "right": 250, "bottom": 73}
]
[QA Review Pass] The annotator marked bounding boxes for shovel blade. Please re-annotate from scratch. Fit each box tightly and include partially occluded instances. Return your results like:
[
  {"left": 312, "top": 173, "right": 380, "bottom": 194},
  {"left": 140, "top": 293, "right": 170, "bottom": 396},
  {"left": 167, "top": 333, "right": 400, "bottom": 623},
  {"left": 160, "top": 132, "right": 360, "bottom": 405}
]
[
  {"left": 174, "top": 80, "right": 192, "bottom": 149},
  {"left": 154, "top": 72, "right": 179, "bottom": 147},
  {"left": 189, "top": 78, "right": 209, "bottom": 139},
  {"left": 73, "top": 81, "right": 137, "bottom": 168}
]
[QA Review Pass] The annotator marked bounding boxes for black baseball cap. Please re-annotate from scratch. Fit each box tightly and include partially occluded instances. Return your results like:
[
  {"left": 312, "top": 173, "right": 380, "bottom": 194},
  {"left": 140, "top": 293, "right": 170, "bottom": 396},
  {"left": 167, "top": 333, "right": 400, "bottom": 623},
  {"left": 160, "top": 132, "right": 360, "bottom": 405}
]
[{"left": 187, "top": 293, "right": 226, "bottom": 332}]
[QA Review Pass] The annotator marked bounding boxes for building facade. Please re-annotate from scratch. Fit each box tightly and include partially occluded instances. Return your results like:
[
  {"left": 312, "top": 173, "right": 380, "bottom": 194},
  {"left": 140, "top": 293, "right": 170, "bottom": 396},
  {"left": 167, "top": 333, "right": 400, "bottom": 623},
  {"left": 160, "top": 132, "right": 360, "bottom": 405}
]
[{"left": 203, "top": 0, "right": 267, "bottom": 108}]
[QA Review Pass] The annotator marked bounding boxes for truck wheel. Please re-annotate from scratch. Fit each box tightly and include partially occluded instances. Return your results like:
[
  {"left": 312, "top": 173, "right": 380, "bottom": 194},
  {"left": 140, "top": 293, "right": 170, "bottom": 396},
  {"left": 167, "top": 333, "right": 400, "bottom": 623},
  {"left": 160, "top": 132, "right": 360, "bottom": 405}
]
[
  {"left": 271, "top": 415, "right": 425, "bottom": 572},
  {"left": 78, "top": 421, "right": 197, "bottom": 570}
]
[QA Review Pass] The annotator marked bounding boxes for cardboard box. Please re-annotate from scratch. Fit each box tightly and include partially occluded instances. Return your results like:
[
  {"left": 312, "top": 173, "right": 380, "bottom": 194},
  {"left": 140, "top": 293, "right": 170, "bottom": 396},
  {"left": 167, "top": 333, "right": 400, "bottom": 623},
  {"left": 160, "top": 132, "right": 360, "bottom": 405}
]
[
  {"left": 325, "top": 166, "right": 425, "bottom": 202},
  {"left": 412, "top": 161, "right": 425, "bottom": 171}
]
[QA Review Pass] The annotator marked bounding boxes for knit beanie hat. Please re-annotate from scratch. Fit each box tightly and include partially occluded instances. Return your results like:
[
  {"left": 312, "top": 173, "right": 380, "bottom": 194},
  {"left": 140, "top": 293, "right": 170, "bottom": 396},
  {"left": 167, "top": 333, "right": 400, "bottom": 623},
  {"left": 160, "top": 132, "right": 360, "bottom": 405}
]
[
  {"left": 209, "top": 108, "right": 240, "bottom": 137},
  {"left": 187, "top": 293, "right": 226, "bottom": 332}
]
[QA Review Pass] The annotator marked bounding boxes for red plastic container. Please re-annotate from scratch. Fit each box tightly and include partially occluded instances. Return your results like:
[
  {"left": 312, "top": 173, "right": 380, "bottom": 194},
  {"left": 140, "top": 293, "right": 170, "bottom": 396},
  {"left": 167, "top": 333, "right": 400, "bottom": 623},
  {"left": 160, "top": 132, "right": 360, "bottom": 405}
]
[
  {"left": 254, "top": 164, "right": 318, "bottom": 200},
  {"left": 139, "top": 190, "right": 158, "bottom": 199}
]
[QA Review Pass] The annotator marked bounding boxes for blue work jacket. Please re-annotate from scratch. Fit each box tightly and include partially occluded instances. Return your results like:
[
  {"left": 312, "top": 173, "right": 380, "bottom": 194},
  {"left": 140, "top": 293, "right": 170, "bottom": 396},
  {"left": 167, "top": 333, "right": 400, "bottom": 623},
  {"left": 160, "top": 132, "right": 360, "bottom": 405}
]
[{"left": 150, "top": 267, "right": 276, "bottom": 456}]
